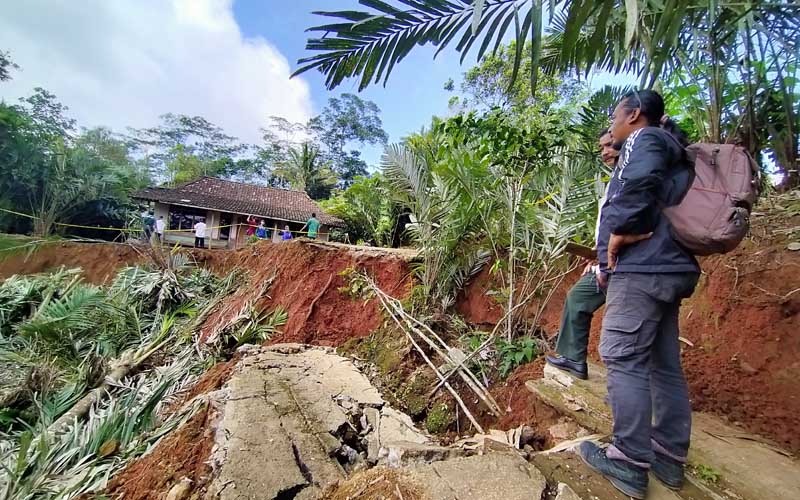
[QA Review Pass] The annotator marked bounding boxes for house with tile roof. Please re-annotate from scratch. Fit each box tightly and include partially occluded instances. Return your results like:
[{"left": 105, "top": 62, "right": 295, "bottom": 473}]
[{"left": 133, "top": 177, "right": 342, "bottom": 248}]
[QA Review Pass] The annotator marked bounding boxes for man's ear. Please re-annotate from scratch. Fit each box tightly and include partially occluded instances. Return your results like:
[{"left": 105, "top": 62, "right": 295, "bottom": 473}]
[{"left": 627, "top": 108, "right": 641, "bottom": 124}]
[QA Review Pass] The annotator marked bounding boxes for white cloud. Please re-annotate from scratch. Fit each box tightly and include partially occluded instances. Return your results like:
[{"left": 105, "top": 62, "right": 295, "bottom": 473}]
[{"left": 0, "top": 0, "right": 313, "bottom": 144}]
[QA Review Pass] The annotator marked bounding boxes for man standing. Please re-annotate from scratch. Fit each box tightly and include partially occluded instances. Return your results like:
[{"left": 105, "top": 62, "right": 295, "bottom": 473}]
[
  {"left": 578, "top": 90, "right": 698, "bottom": 499},
  {"left": 193, "top": 219, "right": 207, "bottom": 248},
  {"left": 155, "top": 216, "right": 165, "bottom": 243},
  {"left": 545, "top": 129, "right": 619, "bottom": 379},
  {"left": 302, "top": 213, "right": 320, "bottom": 240},
  {"left": 142, "top": 210, "right": 155, "bottom": 241}
]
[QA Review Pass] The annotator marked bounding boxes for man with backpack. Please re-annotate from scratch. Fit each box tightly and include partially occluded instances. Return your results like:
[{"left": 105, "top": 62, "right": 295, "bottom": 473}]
[{"left": 577, "top": 90, "right": 701, "bottom": 499}]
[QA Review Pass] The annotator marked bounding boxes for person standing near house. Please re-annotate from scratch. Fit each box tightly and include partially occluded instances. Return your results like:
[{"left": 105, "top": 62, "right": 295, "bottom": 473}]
[
  {"left": 193, "top": 219, "right": 207, "bottom": 248},
  {"left": 256, "top": 220, "right": 269, "bottom": 240},
  {"left": 142, "top": 210, "right": 155, "bottom": 241},
  {"left": 246, "top": 215, "right": 257, "bottom": 236},
  {"left": 282, "top": 224, "right": 293, "bottom": 241},
  {"left": 155, "top": 216, "right": 165, "bottom": 243},
  {"left": 301, "top": 213, "right": 320, "bottom": 239}
]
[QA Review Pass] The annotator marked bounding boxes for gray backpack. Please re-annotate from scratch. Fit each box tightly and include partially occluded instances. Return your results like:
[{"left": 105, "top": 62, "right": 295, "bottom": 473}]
[{"left": 664, "top": 144, "right": 760, "bottom": 256}]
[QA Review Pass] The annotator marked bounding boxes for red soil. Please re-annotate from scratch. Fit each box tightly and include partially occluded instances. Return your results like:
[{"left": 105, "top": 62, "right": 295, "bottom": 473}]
[
  {"left": 456, "top": 214, "right": 800, "bottom": 454},
  {"left": 0, "top": 241, "right": 143, "bottom": 284},
  {"left": 102, "top": 406, "right": 217, "bottom": 500},
  {"left": 198, "top": 240, "right": 412, "bottom": 346}
]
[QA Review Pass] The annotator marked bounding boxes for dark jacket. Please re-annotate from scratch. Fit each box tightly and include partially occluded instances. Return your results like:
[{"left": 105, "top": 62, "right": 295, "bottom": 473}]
[{"left": 597, "top": 127, "right": 699, "bottom": 274}]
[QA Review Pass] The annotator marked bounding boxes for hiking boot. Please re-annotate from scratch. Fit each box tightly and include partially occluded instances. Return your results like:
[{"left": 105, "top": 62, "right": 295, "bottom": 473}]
[
  {"left": 651, "top": 451, "right": 685, "bottom": 490},
  {"left": 545, "top": 354, "right": 588, "bottom": 380},
  {"left": 578, "top": 441, "right": 648, "bottom": 499}
]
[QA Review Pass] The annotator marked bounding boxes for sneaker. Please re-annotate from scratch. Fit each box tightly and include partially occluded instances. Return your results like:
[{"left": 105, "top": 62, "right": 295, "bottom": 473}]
[
  {"left": 651, "top": 451, "right": 684, "bottom": 490},
  {"left": 545, "top": 354, "right": 588, "bottom": 380},
  {"left": 578, "top": 441, "right": 648, "bottom": 499}
]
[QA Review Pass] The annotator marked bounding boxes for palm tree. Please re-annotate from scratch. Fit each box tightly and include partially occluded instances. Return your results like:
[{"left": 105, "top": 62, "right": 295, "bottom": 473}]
[
  {"left": 273, "top": 142, "right": 337, "bottom": 200},
  {"left": 293, "top": 1, "right": 798, "bottom": 93}
]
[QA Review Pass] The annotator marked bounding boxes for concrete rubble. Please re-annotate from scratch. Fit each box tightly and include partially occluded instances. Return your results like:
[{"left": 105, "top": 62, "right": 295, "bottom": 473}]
[{"left": 203, "top": 344, "right": 548, "bottom": 499}]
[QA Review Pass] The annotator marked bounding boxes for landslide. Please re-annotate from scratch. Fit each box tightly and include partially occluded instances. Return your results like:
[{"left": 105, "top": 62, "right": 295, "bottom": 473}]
[
  {"left": 196, "top": 240, "right": 413, "bottom": 346},
  {"left": 0, "top": 241, "right": 143, "bottom": 284}
]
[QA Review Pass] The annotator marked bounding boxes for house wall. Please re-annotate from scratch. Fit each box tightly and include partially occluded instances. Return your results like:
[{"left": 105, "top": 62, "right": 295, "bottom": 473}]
[
  {"left": 207, "top": 210, "right": 220, "bottom": 240},
  {"left": 154, "top": 202, "right": 170, "bottom": 224}
]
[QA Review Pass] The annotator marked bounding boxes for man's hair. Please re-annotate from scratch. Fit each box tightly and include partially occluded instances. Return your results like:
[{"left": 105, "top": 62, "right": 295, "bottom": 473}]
[
  {"left": 598, "top": 127, "right": 610, "bottom": 139},
  {"left": 311, "top": 212, "right": 316, "bottom": 217},
  {"left": 621, "top": 89, "right": 689, "bottom": 146}
]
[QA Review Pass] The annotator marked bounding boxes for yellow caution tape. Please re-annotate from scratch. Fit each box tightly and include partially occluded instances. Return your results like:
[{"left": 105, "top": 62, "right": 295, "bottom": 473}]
[{"left": 0, "top": 206, "right": 330, "bottom": 237}]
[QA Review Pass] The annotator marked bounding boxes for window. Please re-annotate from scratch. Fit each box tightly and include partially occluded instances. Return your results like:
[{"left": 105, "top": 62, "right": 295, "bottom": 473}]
[{"left": 169, "top": 205, "right": 207, "bottom": 231}]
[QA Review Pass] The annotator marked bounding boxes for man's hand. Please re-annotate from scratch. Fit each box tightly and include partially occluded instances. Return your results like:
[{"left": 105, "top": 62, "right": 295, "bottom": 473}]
[{"left": 607, "top": 233, "right": 653, "bottom": 270}]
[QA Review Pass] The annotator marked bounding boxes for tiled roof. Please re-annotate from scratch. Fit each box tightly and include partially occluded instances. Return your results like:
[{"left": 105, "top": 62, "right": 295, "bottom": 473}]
[{"left": 132, "top": 177, "right": 342, "bottom": 226}]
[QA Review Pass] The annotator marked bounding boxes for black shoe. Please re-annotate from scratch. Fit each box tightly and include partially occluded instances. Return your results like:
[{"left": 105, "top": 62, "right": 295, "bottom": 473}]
[
  {"left": 545, "top": 354, "right": 588, "bottom": 380},
  {"left": 651, "top": 451, "right": 684, "bottom": 490},
  {"left": 578, "top": 441, "right": 649, "bottom": 499}
]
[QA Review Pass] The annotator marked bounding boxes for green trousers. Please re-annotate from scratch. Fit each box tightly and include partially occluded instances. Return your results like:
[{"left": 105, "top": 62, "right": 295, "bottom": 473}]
[{"left": 555, "top": 271, "right": 606, "bottom": 362}]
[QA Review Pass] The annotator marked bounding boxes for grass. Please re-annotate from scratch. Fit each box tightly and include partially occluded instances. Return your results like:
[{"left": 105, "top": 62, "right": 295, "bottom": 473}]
[{"left": 692, "top": 463, "right": 722, "bottom": 484}]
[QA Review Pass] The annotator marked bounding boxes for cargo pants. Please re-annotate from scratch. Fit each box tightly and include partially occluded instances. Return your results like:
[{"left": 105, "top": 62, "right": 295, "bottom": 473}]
[
  {"left": 555, "top": 271, "right": 606, "bottom": 362},
  {"left": 600, "top": 272, "right": 699, "bottom": 467}
]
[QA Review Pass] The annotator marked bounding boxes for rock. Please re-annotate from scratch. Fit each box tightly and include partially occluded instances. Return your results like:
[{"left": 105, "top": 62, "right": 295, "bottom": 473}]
[
  {"left": 740, "top": 360, "right": 758, "bottom": 374},
  {"left": 520, "top": 425, "right": 537, "bottom": 447},
  {"left": 787, "top": 242, "right": 800, "bottom": 251},
  {"left": 408, "top": 451, "right": 547, "bottom": 500},
  {"left": 378, "top": 406, "right": 429, "bottom": 445},
  {"left": 548, "top": 421, "right": 581, "bottom": 441},
  {"left": 555, "top": 482, "right": 583, "bottom": 500},
  {"left": 165, "top": 478, "right": 193, "bottom": 500},
  {"left": 544, "top": 363, "right": 576, "bottom": 387},
  {"left": 379, "top": 441, "right": 466, "bottom": 466}
]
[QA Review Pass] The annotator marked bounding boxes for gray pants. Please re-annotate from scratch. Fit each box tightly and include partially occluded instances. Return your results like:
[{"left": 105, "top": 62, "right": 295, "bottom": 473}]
[{"left": 600, "top": 272, "right": 699, "bottom": 466}]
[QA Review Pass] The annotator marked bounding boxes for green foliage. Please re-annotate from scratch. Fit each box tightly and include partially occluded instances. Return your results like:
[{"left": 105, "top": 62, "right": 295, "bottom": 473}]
[
  {"left": 309, "top": 94, "right": 389, "bottom": 187},
  {"left": 452, "top": 40, "right": 585, "bottom": 113},
  {"left": 129, "top": 113, "right": 248, "bottom": 182},
  {"left": 273, "top": 142, "right": 337, "bottom": 200},
  {"left": 321, "top": 174, "right": 398, "bottom": 245},
  {"left": 0, "top": 257, "right": 249, "bottom": 497},
  {"left": 223, "top": 306, "right": 288, "bottom": 349},
  {"left": 0, "top": 50, "right": 19, "bottom": 82},
  {"left": 496, "top": 336, "right": 539, "bottom": 378},
  {"left": 0, "top": 90, "right": 150, "bottom": 238},
  {"left": 425, "top": 403, "right": 454, "bottom": 434},
  {"left": 384, "top": 107, "right": 597, "bottom": 321},
  {"left": 693, "top": 463, "right": 722, "bottom": 484}
]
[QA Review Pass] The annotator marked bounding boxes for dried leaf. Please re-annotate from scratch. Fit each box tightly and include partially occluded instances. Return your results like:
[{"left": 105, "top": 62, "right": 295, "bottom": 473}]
[{"left": 98, "top": 439, "right": 119, "bottom": 458}]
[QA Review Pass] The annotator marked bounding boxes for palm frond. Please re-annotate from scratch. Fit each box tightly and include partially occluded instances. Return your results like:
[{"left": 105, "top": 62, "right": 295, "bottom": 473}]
[{"left": 294, "top": 0, "right": 540, "bottom": 92}]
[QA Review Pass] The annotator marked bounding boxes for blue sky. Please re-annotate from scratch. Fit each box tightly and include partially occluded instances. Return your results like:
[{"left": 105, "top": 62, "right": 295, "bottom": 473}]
[{"left": 233, "top": 0, "right": 468, "bottom": 164}]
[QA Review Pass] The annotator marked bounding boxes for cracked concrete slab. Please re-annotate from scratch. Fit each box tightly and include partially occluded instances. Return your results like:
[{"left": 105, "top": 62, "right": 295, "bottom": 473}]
[
  {"left": 207, "top": 345, "right": 431, "bottom": 499},
  {"left": 405, "top": 451, "right": 547, "bottom": 500}
]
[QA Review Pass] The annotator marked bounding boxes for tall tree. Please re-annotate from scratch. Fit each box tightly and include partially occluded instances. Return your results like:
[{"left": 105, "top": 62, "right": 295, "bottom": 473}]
[
  {"left": 309, "top": 94, "right": 388, "bottom": 186},
  {"left": 0, "top": 91, "right": 146, "bottom": 237},
  {"left": 0, "top": 50, "right": 19, "bottom": 82},
  {"left": 272, "top": 142, "right": 337, "bottom": 200},
  {"left": 129, "top": 113, "right": 248, "bottom": 182},
  {"left": 448, "top": 40, "right": 583, "bottom": 113}
]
